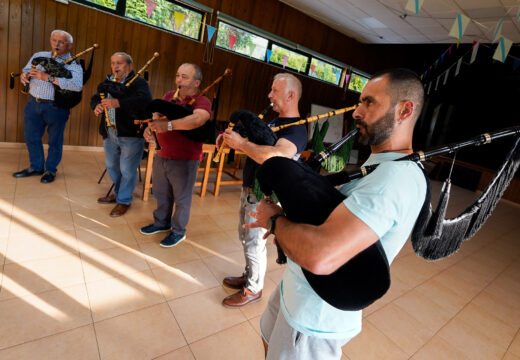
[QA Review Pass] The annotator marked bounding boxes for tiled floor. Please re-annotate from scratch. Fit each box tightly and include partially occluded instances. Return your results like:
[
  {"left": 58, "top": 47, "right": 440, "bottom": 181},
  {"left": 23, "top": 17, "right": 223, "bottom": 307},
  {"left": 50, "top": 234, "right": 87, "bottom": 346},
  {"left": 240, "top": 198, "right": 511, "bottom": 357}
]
[{"left": 0, "top": 144, "right": 519, "bottom": 360}]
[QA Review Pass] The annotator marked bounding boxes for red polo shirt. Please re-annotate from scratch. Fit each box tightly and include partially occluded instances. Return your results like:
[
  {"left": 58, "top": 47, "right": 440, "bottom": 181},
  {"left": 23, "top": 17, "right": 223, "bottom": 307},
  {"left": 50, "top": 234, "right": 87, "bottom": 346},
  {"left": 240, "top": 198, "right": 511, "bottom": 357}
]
[{"left": 156, "top": 90, "right": 212, "bottom": 161}]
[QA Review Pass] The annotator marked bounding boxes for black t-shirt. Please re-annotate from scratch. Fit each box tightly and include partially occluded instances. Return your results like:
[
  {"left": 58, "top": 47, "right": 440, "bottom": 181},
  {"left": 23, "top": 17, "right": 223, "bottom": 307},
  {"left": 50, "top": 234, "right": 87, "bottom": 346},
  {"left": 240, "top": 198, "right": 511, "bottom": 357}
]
[{"left": 242, "top": 117, "right": 308, "bottom": 187}]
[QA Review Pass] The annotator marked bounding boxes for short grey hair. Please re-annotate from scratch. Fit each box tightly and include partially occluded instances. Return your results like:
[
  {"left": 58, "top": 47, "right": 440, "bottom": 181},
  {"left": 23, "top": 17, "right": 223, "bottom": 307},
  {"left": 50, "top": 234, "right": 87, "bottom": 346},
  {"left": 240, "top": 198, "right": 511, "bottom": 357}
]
[
  {"left": 274, "top": 73, "right": 302, "bottom": 100},
  {"left": 51, "top": 30, "right": 73, "bottom": 44},
  {"left": 112, "top": 52, "right": 133, "bottom": 64},
  {"left": 181, "top": 63, "right": 203, "bottom": 81}
]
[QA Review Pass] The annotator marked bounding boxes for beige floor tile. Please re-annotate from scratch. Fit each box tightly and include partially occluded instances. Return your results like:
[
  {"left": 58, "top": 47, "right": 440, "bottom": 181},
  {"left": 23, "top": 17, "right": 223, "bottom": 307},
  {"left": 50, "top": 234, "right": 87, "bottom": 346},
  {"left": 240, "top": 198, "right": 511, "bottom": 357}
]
[
  {"left": 239, "top": 277, "right": 276, "bottom": 320},
  {"left": 454, "top": 303, "right": 516, "bottom": 349},
  {"left": 75, "top": 223, "right": 139, "bottom": 253},
  {"left": 95, "top": 303, "right": 186, "bottom": 360},
  {"left": 86, "top": 269, "right": 164, "bottom": 322},
  {"left": 503, "top": 352, "right": 520, "bottom": 360},
  {"left": 154, "top": 346, "right": 195, "bottom": 360},
  {"left": 187, "top": 231, "right": 241, "bottom": 258},
  {"left": 363, "top": 276, "right": 411, "bottom": 317},
  {"left": 15, "top": 179, "right": 68, "bottom": 198},
  {"left": 342, "top": 319, "right": 408, "bottom": 360},
  {"left": 367, "top": 303, "right": 435, "bottom": 356},
  {"left": 390, "top": 252, "right": 443, "bottom": 288},
  {"left": 9, "top": 210, "right": 75, "bottom": 237},
  {"left": 471, "top": 290, "right": 520, "bottom": 328},
  {"left": 168, "top": 287, "right": 247, "bottom": 343},
  {"left": 509, "top": 332, "right": 520, "bottom": 357},
  {"left": 72, "top": 208, "right": 128, "bottom": 228},
  {"left": 394, "top": 288, "right": 454, "bottom": 333},
  {"left": 186, "top": 214, "right": 222, "bottom": 236},
  {"left": 202, "top": 250, "right": 246, "bottom": 283},
  {"left": 151, "top": 259, "right": 219, "bottom": 300},
  {"left": 5, "top": 230, "right": 78, "bottom": 264},
  {"left": 209, "top": 212, "right": 238, "bottom": 231},
  {"left": 438, "top": 315, "right": 508, "bottom": 360},
  {"left": 0, "top": 325, "right": 98, "bottom": 360},
  {"left": 12, "top": 194, "right": 72, "bottom": 215},
  {"left": 0, "top": 284, "right": 91, "bottom": 349},
  {"left": 249, "top": 315, "right": 261, "bottom": 336},
  {"left": 81, "top": 246, "right": 149, "bottom": 283},
  {"left": 189, "top": 321, "right": 264, "bottom": 360},
  {"left": 414, "top": 277, "right": 467, "bottom": 315},
  {"left": 140, "top": 241, "right": 201, "bottom": 268},
  {"left": 431, "top": 268, "right": 484, "bottom": 303},
  {"left": 410, "top": 336, "right": 471, "bottom": 360},
  {"left": 266, "top": 267, "right": 285, "bottom": 285},
  {"left": 0, "top": 183, "right": 16, "bottom": 199},
  {"left": 0, "top": 254, "right": 84, "bottom": 300},
  {"left": 67, "top": 193, "right": 107, "bottom": 211}
]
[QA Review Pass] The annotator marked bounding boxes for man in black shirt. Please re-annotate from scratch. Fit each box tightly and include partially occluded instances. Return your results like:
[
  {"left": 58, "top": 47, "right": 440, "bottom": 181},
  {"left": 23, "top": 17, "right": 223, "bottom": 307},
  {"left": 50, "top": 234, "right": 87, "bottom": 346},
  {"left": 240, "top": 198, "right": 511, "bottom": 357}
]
[{"left": 216, "top": 73, "right": 308, "bottom": 308}]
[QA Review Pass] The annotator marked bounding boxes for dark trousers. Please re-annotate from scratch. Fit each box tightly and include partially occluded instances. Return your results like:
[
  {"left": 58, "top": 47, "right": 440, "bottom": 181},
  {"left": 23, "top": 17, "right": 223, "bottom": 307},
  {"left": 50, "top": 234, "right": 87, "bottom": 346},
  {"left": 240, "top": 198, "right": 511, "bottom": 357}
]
[{"left": 152, "top": 155, "right": 199, "bottom": 235}]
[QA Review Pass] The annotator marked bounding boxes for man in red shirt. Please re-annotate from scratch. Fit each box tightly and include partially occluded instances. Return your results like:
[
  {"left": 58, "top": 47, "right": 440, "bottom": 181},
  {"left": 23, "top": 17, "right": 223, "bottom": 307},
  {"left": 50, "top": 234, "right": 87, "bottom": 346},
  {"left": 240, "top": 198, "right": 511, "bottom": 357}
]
[{"left": 142, "top": 63, "right": 211, "bottom": 247}]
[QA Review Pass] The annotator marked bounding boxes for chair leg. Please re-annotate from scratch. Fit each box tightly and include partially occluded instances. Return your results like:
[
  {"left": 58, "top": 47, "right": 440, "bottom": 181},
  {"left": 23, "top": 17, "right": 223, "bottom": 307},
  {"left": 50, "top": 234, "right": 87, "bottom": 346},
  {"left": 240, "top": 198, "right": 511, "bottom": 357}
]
[
  {"left": 105, "top": 183, "right": 115, "bottom": 198},
  {"left": 98, "top": 168, "right": 107, "bottom": 184}
]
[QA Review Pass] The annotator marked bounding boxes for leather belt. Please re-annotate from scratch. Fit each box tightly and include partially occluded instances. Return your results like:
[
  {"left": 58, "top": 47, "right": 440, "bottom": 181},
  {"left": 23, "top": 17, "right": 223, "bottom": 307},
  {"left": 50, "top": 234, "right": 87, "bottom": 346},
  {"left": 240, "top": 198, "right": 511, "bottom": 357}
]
[{"left": 32, "top": 96, "right": 53, "bottom": 103}]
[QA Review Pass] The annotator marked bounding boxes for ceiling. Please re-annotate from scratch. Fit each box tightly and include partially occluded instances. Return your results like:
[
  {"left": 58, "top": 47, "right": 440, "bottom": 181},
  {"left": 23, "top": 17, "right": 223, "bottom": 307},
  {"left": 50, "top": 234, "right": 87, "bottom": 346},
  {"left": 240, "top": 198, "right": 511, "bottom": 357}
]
[{"left": 280, "top": 0, "right": 520, "bottom": 44}]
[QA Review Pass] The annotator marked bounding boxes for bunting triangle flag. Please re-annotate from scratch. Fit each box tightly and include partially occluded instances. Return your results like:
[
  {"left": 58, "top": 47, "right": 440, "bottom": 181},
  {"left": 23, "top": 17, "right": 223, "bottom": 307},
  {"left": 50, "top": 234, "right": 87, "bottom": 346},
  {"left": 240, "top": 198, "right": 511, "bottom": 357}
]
[
  {"left": 206, "top": 25, "right": 216, "bottom": 42},
  {"left": 455, "top": 57, "right": 462, "bottom": 76},
  {"left": 514, "top": 59, "right": 520, "bottom": 71},
  {"left": 266, "top": 49, "right": 272, "bottom": 63},
  {"left": 435, "top": 76, "right": 440, "bottom": 91},
  {"left": 114, "top": 0, "right": 119, "bottom": 5},
  {"left": 470, "top": 41, "right": 479, "bottom": 64},
  {"left": 449, "top": 13, "right": 470, "bottom": 41},
  {"left": 344, "top": 73, "right": 350, "bottom": 86},
  {"left": 492, "top": 18, "right": 504, "bottom": 42},
  {"left": 440, "top": 53, "right": 445, "bottom": 63},
  {"left": 146, "top": 0, "right": 157, "bottom": 19},
  {"left": 173, "top": 11, "right": 186, "bottom": 31},
  {"left": 282, "top": 55, "right": 288, "bottom": 69},
  {"left": 492, "top": 37, "right": 513, "bottom": 63},
  {"left": 310, "top": 64, "right": 316, "bottom": 75},
  {"left": 427, "top": 82, "right": 432, "bottom": 95},
  {"left": 405, "top": 0, "right": 424, "bottom": 14},
  {"left": 443, "top": 68, "right": 450, "bottom": 85},
  {"left": 249, "top": 44, "right": 256, "bottom": 56},
  {"left": 448, "top": 45, "right": 453, "bottom": 55},
  {"left": 228, "top": 34, "right": 237, "bottom": 50},
  {"left": 335, "top": 71, "right": 340, "bottom": 84}
]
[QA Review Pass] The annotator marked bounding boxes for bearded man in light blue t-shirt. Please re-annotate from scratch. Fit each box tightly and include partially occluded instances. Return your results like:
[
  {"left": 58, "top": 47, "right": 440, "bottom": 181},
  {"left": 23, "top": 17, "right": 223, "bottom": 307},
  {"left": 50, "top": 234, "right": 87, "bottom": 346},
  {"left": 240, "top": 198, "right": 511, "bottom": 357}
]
[{"left": 246, "top": 68, "right": 427, "bottom": 360}]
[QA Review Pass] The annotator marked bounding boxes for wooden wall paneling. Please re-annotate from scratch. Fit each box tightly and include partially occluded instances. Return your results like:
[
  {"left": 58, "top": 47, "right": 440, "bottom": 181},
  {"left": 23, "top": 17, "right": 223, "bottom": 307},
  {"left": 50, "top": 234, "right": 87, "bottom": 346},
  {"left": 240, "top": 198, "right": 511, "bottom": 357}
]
[
  {"left": 87, "top": 9, "right": 103, "bottom": 146},
  {"left": 16, "top": 0, "right": 35, "bottom": 142},
  {"left": 154, "top": 30, "right": 174, "bottom": 99},
  {"left": 43, "top": 0, "right": 56, "bottom": 43},
  {"left": 6, "top": 0, "right": 22, "bottom": 143},
  {"left": 64, "top": 1, "right": 79, "bottom": 145},
  {"left": 0, "top": 1, "right": 9, "bottom": 141},
  {"left": 55, "top": 1, "right": 67, "bottom": 29},
  {"left": 80, "top": 7, "right": 97, "bottom": 146},
  {"left": 31, "top": 0, "right": 44, "bottom": 52}
]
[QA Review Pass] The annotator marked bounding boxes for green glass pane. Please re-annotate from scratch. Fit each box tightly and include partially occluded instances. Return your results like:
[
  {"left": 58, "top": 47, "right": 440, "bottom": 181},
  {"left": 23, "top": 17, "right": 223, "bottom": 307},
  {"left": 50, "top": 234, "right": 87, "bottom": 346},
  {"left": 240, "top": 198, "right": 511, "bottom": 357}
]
[
  {"left": 270, "top": 44, "right": 308, "bottom": 73},
  {"left": 84, "top": 0, "right": 116, "bottom": 10},
  {"left": 348, "top": 73, "right": 369, "bottom": 93},
  {"left": 125, "top": 0, "right": 202, "bottom": 40},
  {"left": 215, "top": 21, "right": 268, "bottom": 61},
  {"left": 308, "top": 57, "right": 342, "bottom": 85}
]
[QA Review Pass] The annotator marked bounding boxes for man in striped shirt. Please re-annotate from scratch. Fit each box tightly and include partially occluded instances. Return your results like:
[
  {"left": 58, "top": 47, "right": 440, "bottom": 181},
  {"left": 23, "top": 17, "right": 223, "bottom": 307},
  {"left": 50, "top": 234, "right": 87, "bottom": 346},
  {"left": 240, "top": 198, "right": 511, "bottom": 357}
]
[{"left": 13, "top": 29, "right": 83, "bottom": 183}]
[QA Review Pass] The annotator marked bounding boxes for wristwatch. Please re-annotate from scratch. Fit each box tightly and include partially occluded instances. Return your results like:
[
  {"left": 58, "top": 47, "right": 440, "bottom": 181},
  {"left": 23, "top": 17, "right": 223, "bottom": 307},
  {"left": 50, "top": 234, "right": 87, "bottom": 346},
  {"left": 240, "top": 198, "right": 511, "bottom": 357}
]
[
  {"left": 48, "top": 75, "right": 55, "bottom": 83},
  {"left": 167, "top": 121, "right": 173, "bottom": 131},
  {"left": 267, "top": 213, "right": 284, "bottom": 234}
]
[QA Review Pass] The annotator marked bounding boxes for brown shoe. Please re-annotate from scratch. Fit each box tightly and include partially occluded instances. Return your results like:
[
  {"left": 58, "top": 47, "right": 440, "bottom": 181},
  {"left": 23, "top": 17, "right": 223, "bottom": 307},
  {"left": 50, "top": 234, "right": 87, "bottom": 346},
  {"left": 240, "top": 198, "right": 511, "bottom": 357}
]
[
  {"left": 223, "top": 275, "right": 247, "bottom": 290},
  {"left": 222, "top": 288, "right": 262, "bottom": 308},
  {"left": 110, "top": 203, "right": 130, "bottom": 217},
  {"left": 98, "top": 194, "right": 116, "bottom": 204}
]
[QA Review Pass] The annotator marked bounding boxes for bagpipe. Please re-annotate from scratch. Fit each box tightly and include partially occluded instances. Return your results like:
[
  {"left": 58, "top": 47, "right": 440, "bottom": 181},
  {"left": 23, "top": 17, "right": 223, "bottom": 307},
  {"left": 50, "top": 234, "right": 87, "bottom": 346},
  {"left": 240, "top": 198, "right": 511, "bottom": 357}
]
[
  {"left": 10, "top": 44, "right": 99, "bottom": 109},
  {"left": 135, "top": 68, "right": 232, "bottom": 145},
  {"left": 96, "top": 52, "right": 160, "bottom": 144},
  {"left": 255, "top": 125, "right": 520, "bottom": 311}
]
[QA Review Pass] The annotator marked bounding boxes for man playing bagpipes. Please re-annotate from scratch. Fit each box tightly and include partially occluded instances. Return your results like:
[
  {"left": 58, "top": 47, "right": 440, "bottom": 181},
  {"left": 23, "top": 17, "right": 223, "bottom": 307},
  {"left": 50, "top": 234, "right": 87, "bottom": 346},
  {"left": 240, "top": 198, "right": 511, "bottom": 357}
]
[
  {"left": 217, "top": 73, "right": 308, "bottom": 308},
  {"left": 13, "top": 30, "right": 83, "bottom": 184},
  {"left": 246, "top": 69, "right": 427, "bottom": 359},
  {"left": 91, "top": 52, "right": 152, "bottom": 217},
  {"left": 141, "top": 63, "right": 211, "bottom": 246}
]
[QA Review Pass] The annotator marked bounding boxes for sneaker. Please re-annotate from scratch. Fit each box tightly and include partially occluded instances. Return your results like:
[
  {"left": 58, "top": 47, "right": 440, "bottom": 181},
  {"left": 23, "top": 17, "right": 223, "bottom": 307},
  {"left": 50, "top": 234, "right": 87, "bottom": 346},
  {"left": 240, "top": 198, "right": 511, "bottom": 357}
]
[
  {"left": 160, "top": 232, "right": 186, "bottom": 248},
  {"left": 140, "top": 224, "right": 172, "bottom": 235}
]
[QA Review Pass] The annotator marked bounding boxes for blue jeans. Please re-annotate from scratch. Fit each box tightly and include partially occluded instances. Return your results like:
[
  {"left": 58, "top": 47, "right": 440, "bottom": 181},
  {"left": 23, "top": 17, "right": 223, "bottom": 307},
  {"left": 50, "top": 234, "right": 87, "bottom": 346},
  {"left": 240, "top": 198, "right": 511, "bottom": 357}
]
[
  {"left": 24, "top": 97, "right": 70, "bottom": 173},
  {"left": 103, "top": 128, "right": 145, "bottom": 205}
]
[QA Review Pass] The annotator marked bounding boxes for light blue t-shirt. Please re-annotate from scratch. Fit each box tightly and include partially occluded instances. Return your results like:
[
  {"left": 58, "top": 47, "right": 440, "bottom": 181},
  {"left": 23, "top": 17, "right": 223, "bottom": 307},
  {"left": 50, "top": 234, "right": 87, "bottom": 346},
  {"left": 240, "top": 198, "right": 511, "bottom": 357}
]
[{"left": 280, "top": 152, "right": 427, "bottom": 339}]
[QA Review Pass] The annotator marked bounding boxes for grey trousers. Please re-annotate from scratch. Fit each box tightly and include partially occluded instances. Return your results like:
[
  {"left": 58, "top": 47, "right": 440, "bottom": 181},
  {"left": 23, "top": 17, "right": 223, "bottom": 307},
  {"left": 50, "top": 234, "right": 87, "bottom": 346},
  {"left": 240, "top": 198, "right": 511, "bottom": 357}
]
[
  {"left": 152, "top": 155, "right": 199, "bottom": 235},
  {"left": 238, "top": 188, "right": 268, "bottom": 294},
  {"left": 260, "top": 284, "right": 351, "bottom": 360}
]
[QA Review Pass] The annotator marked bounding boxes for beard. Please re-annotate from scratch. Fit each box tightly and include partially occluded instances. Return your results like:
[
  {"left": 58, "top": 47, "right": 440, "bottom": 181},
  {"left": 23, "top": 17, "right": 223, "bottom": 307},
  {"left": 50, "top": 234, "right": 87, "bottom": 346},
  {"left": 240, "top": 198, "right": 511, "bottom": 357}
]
[{"left": 357, "top": 108, "right": 395, "bottom": 146}]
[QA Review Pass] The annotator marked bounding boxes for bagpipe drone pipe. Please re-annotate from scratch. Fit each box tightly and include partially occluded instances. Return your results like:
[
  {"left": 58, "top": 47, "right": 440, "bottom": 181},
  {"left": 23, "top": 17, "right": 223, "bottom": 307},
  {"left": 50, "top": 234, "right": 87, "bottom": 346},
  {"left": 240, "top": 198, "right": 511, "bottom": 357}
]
[{"left": 255, "top": 125, "right": 520, "bottom": 311}]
